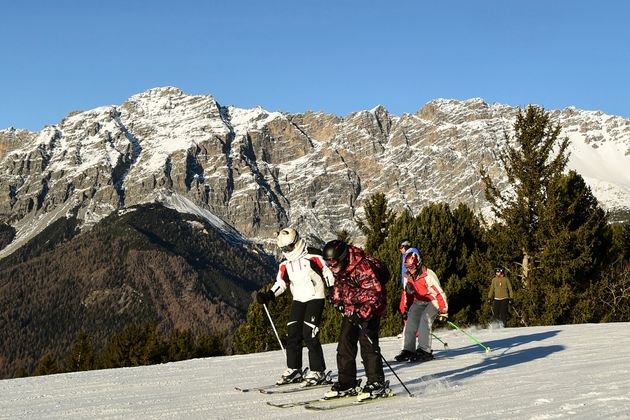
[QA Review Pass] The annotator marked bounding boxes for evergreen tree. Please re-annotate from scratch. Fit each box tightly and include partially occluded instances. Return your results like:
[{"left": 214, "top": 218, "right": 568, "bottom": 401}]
[
  {"left": 99, "top": 324, "right": 154, "bottom": 368},
  {"left": 413, "top": 203, "right": 459, "bottom": 280},
  {"left": 356, "top": 193, "right": 395, "bottom": 254},
  {"left": 481, "top": 105, "right": 569, "bottom": 283},
  {"left": 194, "top": 334, "right": 225, "bottom": 357},
  {"left": 66, "top": 331, "right": 96, "bottom": 372},
  {"left": 166, "top": 330, "right": 196, "bottom": 362},
  {"left": 34, "top": 353, "right": 61, "bottom": 376},
  {"left": 335, "top": 229, "right": 353, "bottom": 244},
  {"left": 538, "top": 171, "right": 611, "bottom": 288},
  {"left": 482, "top": 106, "right": 613, "bottom": 325}
]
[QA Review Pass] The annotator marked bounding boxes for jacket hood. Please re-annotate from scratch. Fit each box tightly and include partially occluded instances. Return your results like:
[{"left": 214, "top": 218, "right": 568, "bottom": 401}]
[{"left": 282, "top": 238, "right": 307, "bottom": 261}]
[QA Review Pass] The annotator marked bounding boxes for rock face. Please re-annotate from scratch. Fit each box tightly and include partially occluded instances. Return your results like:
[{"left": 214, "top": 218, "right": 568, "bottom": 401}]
[{"left": 1, "top": 88, "right": 629, "bottom": 252}]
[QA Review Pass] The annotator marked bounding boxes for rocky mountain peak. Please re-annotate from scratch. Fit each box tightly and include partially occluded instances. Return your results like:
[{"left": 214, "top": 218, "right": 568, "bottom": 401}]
[{"left": 1, "top": 87, "right": 629, "bottom": 256}]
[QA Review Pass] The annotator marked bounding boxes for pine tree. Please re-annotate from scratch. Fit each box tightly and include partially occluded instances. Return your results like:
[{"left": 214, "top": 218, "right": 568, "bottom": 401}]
[
  {"left": 355, "top": 193, "right": 395, "bottom": 254},
  {"left": 66, "top": 332, "right": 96, "bottom": 372},
  {"left": 194, "top": 334, "right": 225, "bottom": 357},
  {"left": 481, "top": 106, "right": 613, "bottom": 325},
  {"left": 538, "top": 171, "right": 611, "bottom": 288},
  {"left": 481, "top": 105, "right": 569, "bottom": 283},
  {"left": 34, "top": 353, "right": 61, "bottom": 376},
  {"left": 166, "top": 330, "right": 196, "bottom": 361},
  {"left": 335, "top": 229, "right": 353, "bottom": 244}
]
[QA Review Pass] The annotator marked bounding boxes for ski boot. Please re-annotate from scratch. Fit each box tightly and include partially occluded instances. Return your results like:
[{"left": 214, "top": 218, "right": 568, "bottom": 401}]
[
  {"left": 357, "top": 380, "right": 394, "bottom": 402},
  {"left": 323, "top": 380, "right": 361, "bottom": 399},
  {"left": 301, "top": 370, "right": 332, "bottom": 387},
  {"left": 412, "top": 348, "right": 434, "bottom": 362},
  {"left": 275, "top": 368, "right": 303, "bottom": 385},
  {"left": 394, "top": 349, "right": 416, "bottom": 362}
]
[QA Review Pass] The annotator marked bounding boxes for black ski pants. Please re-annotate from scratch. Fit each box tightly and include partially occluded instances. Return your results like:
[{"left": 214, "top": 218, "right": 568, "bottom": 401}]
[
  {"left": 492, "top": 298, "right": 510, "bottom": 326},
  {"left": 336, "top": 315, "right": 384, "bottom": 387},
  {"left": 286, "top": 299, "right": 326, "bottom": 372}
]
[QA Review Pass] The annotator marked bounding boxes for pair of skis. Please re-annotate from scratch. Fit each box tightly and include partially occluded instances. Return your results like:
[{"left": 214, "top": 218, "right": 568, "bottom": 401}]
[
  {"left": 265, "top": 380, "right": 396, "bottom": 411},
  {"left": 234, "top": 369, "right": 332, "bottom": 394},
  {"left": 237, "top": 375, "right": 396, "bottom": 411},
  {"left": 266, "top": 389, "right": 395, "bottom": 411}
]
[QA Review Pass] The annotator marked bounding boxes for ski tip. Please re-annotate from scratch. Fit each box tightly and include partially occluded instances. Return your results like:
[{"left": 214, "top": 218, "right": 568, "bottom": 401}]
[{"left": 486, "top": 347, "right": 491, "bottom": 352}]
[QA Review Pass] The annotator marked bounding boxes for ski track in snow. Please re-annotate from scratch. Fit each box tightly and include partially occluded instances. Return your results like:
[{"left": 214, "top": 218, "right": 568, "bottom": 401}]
[{"left": 1, "top": 323, "right": 629, "bottom": 419}]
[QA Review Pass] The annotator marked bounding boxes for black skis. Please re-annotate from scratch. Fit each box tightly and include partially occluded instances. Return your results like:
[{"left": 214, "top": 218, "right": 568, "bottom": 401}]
[
  {"left": 304, "top": 394, "right": 396, "bottom": 411},
  {"left": 266, "top": 393, "right": 356, "bottom": 408},
  {"left": 234, "top": 368, "right": 310, "bottom": 393}
]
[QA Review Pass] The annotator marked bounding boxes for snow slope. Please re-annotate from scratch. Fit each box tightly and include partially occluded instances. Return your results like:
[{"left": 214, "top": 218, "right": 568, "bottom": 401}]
[{"left": 1, "top": 322, "right": 629, "bottom": 419}]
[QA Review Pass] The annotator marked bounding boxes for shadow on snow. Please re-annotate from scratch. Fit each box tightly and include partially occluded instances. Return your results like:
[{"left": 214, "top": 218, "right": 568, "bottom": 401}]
[{"left": 383, "top": 330, "right": 564, "bottom": 389}]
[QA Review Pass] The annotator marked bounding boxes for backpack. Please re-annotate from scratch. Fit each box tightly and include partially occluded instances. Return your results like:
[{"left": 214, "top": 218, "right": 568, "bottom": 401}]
[{"left": 367, "top": 254, "right": 390, "bottom": 285}]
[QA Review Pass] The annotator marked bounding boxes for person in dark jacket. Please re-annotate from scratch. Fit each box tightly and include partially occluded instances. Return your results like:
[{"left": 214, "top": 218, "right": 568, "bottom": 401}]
[
  {"left": 322, "top": 240, "right": 390, "bottom": 401},
  {"left": 488, "top": 267, "right": 514, "bottom": 326}
]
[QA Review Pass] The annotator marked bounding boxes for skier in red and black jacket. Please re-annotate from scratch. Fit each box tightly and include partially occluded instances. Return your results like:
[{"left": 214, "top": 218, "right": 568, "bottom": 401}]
[{"left": 322, "top": 240, "right": 390, "bottom": 401}]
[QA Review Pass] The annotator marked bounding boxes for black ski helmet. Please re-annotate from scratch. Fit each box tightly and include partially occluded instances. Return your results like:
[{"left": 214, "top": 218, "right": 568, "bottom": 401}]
[{"left": 323, "top": 240, "right": 349, "bottom": 270}]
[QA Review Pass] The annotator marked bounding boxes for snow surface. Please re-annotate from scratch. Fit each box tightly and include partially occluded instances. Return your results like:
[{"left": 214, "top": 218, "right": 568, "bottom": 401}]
[{"left": 1, "top": 323, "right": 629, "bottom": 419}]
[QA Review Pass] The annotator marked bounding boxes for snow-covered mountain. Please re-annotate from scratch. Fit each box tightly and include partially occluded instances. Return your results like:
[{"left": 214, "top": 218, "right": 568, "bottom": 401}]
[
  {"left": 1, "top": 322, "right": 629, "bottom": 419},
  {"left": 1, "top": 87, "right": 629, "bottom": 255}
]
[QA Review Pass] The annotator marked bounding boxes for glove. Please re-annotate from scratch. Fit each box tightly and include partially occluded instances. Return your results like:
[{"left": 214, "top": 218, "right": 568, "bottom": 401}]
[
  {"left": 348, "top": 312, "right": 363, "bottom": 326},
  {"left": 436, "top": 313, "right": 448, "bottom": 322},
  {"left": 487, "top": 299, "right": 492, "bottom": 304},
  {"left": 402, "top": 311, "right": 408, "bottom": 321},
  {"left": 325, "top": 287, "right": 333, "bottom": 302},
  {"left": 255, "top": 290, "right": 275, "bottom": 305}
]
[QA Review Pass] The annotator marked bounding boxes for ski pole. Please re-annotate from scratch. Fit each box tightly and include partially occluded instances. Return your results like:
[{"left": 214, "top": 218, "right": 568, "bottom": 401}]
[
  {"left": 447, "top": 321, "right": 491, "bottom": 352},
  {"left": 511, "top": 305, "right": 528, "bottom": 327},
  {"left": 359, "top": 325, "right": 414, "bottom": 397},
  {"left": 262, "top": 303, "right": 286, "bottom": 357},
  {"left": 431, "top": 333, "right": 448, "bottom": 349}
]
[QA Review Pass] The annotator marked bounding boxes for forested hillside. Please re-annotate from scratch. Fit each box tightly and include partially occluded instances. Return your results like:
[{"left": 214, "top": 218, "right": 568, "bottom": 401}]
[{"left": 0, "top": 204, "right": 276, "bottom": 378}]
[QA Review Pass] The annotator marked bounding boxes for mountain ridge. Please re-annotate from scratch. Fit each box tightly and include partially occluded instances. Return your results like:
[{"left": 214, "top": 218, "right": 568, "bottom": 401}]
[{"left": 1, "top": 87, "right": 628, "bottom": 254}]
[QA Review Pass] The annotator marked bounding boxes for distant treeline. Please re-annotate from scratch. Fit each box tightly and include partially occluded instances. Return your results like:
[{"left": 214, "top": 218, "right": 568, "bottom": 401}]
[{"left": 29, "top": 323, "right": 225, "bottom": 377}]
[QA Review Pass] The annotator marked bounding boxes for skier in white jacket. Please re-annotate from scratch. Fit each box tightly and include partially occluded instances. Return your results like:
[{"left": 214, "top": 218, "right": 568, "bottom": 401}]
[{"left": 256, "top": 228, "right": 335, "bottom": 386}]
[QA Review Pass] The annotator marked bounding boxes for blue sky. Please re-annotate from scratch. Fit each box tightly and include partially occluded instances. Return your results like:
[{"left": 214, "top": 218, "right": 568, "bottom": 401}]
[{"left": 1, "top": 0, "right": 629, "bottom": 131}]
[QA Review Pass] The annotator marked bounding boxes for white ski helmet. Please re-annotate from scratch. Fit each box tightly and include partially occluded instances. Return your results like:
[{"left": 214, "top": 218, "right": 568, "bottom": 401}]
[{"left": 275, "top": 228, "right": 300, "bottom": 252}]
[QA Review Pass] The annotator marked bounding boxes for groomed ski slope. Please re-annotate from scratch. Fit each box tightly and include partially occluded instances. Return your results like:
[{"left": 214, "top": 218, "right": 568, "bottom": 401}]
[{"left": 1, "top": 323, "right": 629, "bottom": 419}]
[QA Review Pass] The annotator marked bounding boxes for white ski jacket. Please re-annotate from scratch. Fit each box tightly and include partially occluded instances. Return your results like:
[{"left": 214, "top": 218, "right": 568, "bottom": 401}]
[{"left": 271, "top": 241, "right": 335, "bottom": 303}]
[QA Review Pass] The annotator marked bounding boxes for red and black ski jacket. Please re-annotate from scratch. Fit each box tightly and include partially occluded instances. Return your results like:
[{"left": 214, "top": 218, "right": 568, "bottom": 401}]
[{"left": 330, "top": 246, "right": 387, "bottom": 320}]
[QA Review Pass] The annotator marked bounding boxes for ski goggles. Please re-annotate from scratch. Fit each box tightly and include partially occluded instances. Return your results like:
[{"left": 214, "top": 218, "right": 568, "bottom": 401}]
[{"left": 324, "top": 258, "right": 340, "bottom": 268}]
